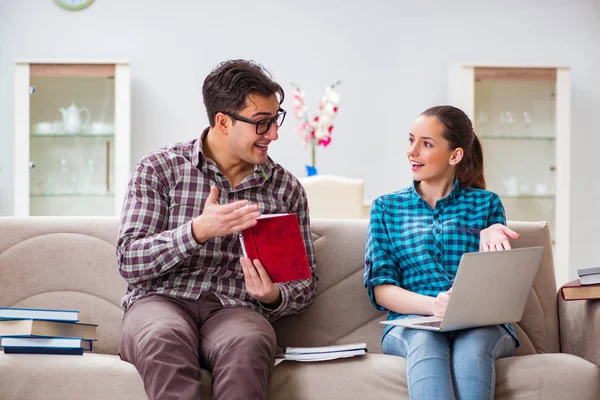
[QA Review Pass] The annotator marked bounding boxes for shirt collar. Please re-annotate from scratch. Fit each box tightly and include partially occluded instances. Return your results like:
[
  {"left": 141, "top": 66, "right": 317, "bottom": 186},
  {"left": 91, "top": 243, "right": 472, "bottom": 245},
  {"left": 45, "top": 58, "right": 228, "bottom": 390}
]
[
  {"left": 411, "top": 177, "right": 464, "bottom": 205},
  {"left": 192, "top": 128, "right": 208, "bottom": 169},
  {"left": 194, "top": 127, "right": 276, "bottom": 184}
]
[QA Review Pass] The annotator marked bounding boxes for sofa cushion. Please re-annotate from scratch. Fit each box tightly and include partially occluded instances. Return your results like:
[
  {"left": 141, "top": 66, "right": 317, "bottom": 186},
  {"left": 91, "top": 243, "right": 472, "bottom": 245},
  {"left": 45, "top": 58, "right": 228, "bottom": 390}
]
[
  {"left": 0, "top": 351, "right": 213, "bottom": 400},
  {"left": 0, "top": 352, "right": 148, "bottom": 400},
  {"left": 495, "top": 353, "right": 600, "bottom": 400},
  {"left": 5, "top": 351, "right": 594, "bottom": 400},
  {"left": 269, "top": 353, "right": 600, "bottom": 400},
  {"left": 507, "top": 221, "right": 561, "bottom": 356},
  {"left": 269, "top": 353, "right": 408, "bottom": 399}
]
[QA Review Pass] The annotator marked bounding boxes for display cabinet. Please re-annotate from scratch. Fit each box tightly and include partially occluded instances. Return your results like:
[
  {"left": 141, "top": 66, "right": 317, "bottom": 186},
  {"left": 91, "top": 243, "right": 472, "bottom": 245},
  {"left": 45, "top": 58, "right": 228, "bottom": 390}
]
[
  {"left": 14, "top": 60, "right": 130, "bottom": 217},
  {"left": 449, "top": 65, "right": 571, "bottom": 285}
]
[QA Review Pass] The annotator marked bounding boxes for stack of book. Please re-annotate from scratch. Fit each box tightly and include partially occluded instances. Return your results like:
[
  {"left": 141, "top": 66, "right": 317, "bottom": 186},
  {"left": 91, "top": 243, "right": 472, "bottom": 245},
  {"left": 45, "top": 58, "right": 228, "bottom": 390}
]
[
  {"left": 560, "top": 267, "right": 600, "bottom": 301},
  {"left": 0, "top": 307, "right": 97, "bottom": 355},
  {"left": 275, "top": 343, "right": 367, "bottom": 365}
]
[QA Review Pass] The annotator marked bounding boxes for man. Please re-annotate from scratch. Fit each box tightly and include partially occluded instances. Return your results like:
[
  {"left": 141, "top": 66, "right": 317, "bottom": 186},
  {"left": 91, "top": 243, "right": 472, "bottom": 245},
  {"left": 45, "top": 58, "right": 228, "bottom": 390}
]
[{"left": 117, "top": 59, "right": 317, "bottom": 400}]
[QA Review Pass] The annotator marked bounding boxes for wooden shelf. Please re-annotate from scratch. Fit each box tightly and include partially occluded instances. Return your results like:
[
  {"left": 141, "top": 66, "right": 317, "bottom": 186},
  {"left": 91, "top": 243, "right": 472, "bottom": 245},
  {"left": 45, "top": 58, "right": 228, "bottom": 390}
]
[
  {"left": 474, "top": 67, "right": 556, "bottom": 82},
  {"left": 30, "top": 64, "right": 115, "bottom": 78},
  {"left": 30, "top": 193, "right": 114, "bottom": 198},
  {"left": 479, "top": 135, "right": 555, "bottom": 141},
  {"left": 31, "top": 133, "right": 114, "bottom": 138}
]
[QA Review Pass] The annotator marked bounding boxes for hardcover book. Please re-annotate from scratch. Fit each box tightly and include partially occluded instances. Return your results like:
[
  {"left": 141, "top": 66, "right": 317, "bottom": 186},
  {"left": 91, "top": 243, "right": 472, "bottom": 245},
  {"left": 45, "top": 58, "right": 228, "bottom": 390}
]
[
  {"left": 560, "top": 279, "right": 600, "bottom": 301},
  {"left": 0, "top": 307, "right": 79, "bottom": 322},
  {"left": 2, "top": 347, "right": 85, "bottom": 355},
  {"left": 0, "top": 337, "right": 93, "bottom": 351},
  {"left": 239, "top": 213, "right": 311, "bottom": 283},
  {"left": 577, "top": 267, "right": 600, "bottom": 285},
  {"left": 0, "top": 319, "right": 98, "bottom": 340}
]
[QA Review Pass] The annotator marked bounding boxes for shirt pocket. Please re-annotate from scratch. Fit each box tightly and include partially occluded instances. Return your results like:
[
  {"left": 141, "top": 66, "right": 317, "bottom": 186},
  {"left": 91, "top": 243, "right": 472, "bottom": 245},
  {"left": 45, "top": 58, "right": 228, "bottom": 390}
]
[
  {"left": 448, "top": 222, "right": 485, "bottom": 251},
  {"left": 454, "top": 225, "right": 481, "bottom": 235}
]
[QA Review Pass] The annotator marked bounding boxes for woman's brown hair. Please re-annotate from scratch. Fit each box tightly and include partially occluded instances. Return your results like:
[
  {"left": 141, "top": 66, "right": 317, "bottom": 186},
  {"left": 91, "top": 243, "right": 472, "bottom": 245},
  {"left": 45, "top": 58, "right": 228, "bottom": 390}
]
[{"left": 421, "top": 105, "right": 485, "bottom": 190}]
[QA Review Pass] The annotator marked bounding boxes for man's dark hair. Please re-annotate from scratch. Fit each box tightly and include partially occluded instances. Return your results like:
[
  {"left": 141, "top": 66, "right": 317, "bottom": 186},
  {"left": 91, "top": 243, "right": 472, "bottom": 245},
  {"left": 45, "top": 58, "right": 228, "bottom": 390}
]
[{"left": 202, "top": 59, "right": 285, "bottom": 127}]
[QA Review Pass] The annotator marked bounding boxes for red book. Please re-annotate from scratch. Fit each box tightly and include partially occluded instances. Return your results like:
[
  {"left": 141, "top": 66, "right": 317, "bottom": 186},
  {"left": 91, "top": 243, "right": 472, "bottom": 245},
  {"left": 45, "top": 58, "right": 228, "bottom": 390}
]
[
  {"left": 239, "top": 213, "right": 311, "bottom": 283},
  {"left": 560, "top": 279, "right": 600, "bottom": 301}
]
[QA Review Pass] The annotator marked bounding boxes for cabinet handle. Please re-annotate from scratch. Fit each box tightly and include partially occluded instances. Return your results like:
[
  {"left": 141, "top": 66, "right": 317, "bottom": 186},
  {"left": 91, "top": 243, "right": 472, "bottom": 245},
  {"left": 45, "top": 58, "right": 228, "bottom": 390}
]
[
  {"left": 550, "top": 166, "right": 556, "bottom": 172},
  {"left": 29, "top": 161, "right": 36, "bottom": 169}
]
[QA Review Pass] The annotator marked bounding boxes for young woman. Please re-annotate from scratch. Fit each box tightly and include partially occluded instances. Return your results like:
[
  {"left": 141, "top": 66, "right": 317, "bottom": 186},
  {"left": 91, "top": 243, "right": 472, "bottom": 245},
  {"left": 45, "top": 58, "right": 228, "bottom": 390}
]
[{"left": 364, "top": 105, "right": 520, "bottom": 400}]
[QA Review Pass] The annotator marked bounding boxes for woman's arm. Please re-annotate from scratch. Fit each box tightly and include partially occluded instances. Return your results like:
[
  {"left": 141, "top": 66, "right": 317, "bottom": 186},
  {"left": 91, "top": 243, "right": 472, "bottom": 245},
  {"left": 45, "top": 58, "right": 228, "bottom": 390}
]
[
  {"left": 374, "top": 284, "right": 451, "bottom": 317},
  {"left": 480, "top": 193, "right": 520, "bottom": 251}
]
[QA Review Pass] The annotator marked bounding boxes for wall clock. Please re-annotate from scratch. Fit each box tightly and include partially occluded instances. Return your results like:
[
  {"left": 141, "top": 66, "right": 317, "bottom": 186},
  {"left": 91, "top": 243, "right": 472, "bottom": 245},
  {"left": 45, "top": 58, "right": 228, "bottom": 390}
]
[{"left": 55, "top": 0, "right": 95, "bottom": 11}]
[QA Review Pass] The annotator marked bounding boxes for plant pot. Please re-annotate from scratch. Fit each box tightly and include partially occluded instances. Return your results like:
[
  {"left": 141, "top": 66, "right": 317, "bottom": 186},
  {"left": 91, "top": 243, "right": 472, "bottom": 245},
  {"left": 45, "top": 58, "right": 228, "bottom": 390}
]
[{"left": 305, "top": 165, "right": 318, "bottom": 176}]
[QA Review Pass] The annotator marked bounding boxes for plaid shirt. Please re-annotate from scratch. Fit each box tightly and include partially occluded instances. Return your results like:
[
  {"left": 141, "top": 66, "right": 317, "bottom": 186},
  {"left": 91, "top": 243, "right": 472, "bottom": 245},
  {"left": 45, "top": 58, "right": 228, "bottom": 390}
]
[
  {"left": 117, "top": 130, "right": 317, "bottom": 320},
  {"left": 364, "top": 179, "right": 518, "bottom": 344}
]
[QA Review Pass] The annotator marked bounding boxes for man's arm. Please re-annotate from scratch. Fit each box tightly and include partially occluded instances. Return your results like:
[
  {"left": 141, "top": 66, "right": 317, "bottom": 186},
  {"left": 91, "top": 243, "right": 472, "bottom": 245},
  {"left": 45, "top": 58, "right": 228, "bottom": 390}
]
[
  {"left": 117, "top": 162, "right": 200, "bottom": 284},
  {"left": 117, "top": 162, "right": 262, "bottom": 285}
]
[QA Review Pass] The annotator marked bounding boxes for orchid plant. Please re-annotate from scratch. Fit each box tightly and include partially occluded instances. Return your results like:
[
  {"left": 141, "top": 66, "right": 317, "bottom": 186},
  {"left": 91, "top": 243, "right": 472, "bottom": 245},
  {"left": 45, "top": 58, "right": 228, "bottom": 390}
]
[{"left": 291, "top": 81, "right": 341, "bottom": 174}]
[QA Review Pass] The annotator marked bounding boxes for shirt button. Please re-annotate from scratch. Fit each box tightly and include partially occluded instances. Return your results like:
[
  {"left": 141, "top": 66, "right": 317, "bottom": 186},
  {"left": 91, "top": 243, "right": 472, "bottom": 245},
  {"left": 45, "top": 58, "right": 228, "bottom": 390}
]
[{"left": 436, "top": 228, "right": 441, "bottom": 234}]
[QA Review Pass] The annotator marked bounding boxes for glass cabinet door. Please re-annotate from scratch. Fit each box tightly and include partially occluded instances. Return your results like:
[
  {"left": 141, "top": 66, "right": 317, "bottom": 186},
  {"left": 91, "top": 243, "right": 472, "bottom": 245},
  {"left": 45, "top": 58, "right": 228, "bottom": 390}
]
[
  {"left": 473, "top": 70, "right": 557, "bottom": 242},
  {"left": 448, "top": 65, "right": 571, "bottom": 285},
  {"left": 14, "top": 62, "right": 130, "bottom": 217}
]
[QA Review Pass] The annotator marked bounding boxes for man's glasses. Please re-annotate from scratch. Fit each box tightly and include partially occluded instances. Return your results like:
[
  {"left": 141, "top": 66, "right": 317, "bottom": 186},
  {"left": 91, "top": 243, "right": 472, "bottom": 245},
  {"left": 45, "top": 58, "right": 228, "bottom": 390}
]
[{"left": 221, "top": 108, "right": 287, "bottom": 135}]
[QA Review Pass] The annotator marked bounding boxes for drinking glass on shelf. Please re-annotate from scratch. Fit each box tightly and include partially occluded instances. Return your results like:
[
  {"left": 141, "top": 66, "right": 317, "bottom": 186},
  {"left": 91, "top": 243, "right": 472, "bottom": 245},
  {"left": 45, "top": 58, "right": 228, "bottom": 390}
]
[
  {"left": 45, "top": 172, "right": 56, "bottom": 195},
  {"left": 58, "top": 158, "right": 74, "bottom": 194},
  {"left": 523, "top": 111, "right": 532, "bottom": 129},
  {"left": 83, "top": 157, "right": 98, "bottom": 194},
  {"left": 505, "top": 111, "right": 515, "bottom": 136},
  {"left": 475, "top": 111, "right": 489, "bottom": 132},
  {"left": 498, "top": 112, "right": 507, "bottom": 133},
  {"left": 33, "top": 180, "right": 44, "bottom": 196}
]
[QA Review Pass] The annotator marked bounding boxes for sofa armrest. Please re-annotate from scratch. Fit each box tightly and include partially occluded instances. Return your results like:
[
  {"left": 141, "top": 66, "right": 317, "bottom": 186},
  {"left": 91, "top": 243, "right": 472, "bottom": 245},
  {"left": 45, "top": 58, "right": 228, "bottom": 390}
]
[{"left": 558, "top": 293, "right": 600, "bottom": 367}]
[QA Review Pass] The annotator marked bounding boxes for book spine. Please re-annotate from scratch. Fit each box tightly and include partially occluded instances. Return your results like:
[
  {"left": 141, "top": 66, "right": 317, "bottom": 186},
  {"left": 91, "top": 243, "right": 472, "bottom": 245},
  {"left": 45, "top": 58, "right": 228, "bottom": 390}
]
[{"left": 3, "top": 347, "right": 85, "bottom": 355}]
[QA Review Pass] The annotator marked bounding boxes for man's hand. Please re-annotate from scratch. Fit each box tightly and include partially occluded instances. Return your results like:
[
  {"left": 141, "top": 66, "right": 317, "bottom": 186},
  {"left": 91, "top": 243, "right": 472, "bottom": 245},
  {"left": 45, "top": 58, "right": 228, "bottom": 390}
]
[
  {"left": 240, "top": 257, "right": 281, "bottom": 306},
  {"left": 192, "top": 186, "right": 261, "bottom": 243},
  {"left": 479, "top": 223, "right": 520, "bottom": 252},
  {"left": 432, "top": 288, "right": 452, "bottom": 318}
]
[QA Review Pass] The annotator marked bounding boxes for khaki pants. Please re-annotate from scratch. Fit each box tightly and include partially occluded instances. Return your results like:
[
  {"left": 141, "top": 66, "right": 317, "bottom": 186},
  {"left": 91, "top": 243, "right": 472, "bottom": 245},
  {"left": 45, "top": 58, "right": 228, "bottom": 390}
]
[{"left": 119, "top": 292, "right": 277, "bottom": 400}]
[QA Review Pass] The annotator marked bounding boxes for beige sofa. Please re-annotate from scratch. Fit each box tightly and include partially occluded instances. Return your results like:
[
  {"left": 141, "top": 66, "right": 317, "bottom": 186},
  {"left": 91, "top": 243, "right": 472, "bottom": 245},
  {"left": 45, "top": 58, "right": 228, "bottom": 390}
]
[{"left": 0, "top": 217, "right": 599, "bottom": 399}]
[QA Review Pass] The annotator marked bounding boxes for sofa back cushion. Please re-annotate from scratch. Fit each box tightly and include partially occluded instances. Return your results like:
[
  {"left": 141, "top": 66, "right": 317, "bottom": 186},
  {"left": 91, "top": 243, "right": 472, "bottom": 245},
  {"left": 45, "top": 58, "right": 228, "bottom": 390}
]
[
  {"left": 273, "top": 219, "right": 387, "bottom": 353},
  {"left": 0, "top": 217, "right": 125, "bottom": 355},
  {"left": 504, "top": 221, "right": 560, "bottom": 355},
  {"left": 274, "top": 220, "right": 560, "bottom": 356},
  {"left": 0, "top": 217, "right": 559, "bottom": 356}
]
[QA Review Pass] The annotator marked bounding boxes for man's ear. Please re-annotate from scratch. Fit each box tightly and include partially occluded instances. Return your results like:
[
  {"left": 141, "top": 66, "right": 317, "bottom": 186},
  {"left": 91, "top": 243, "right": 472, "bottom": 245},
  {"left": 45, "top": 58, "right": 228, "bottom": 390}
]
[
  {"left": 449, "top": 147, "right": 464, "bottom": 166},
  {"left": 215, "top": 113, "right": 230, "bottom": 135}
]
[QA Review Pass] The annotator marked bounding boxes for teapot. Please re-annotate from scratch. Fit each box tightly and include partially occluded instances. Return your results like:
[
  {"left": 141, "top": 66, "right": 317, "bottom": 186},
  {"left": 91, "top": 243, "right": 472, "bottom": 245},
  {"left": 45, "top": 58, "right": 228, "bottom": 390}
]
[{"left": 59, "top": 103, "right": 91, "bottom": 134}]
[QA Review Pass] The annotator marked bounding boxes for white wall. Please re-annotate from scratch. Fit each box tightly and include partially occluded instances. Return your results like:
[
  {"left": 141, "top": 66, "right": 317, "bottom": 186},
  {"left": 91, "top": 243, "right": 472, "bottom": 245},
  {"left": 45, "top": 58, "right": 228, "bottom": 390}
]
[{"left": 1, "top": 0, "right": 599, "bottom": 280}]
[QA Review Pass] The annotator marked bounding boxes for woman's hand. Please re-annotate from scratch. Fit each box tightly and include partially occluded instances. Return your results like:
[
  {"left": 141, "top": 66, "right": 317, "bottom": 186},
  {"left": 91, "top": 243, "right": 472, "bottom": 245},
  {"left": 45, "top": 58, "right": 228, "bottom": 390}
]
[
  {"left": 480, "top": 223, "right": 520, "bottom": 252},
  {"left": 432, "top": 288, "right": 452, "bottom": 318}
]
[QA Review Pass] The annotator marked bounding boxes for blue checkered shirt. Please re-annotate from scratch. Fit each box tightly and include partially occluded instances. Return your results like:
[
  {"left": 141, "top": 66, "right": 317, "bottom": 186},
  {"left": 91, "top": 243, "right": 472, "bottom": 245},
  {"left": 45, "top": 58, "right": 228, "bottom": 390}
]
[{"left": 364, "top": 179, "right": 518, "bottom": 344}]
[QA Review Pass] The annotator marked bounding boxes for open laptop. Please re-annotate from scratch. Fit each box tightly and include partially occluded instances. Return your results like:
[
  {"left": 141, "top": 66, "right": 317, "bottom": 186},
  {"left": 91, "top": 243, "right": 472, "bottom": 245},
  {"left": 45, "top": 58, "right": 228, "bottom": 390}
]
[{"left": 381, "top": 246, "right": 544, "bottom": 332}]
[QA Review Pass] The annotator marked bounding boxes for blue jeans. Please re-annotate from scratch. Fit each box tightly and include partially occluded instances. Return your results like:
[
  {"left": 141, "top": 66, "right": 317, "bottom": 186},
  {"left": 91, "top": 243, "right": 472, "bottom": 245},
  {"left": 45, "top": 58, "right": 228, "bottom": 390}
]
[{"left": 382, "top": 325, "right": 516, "bottom": 400}]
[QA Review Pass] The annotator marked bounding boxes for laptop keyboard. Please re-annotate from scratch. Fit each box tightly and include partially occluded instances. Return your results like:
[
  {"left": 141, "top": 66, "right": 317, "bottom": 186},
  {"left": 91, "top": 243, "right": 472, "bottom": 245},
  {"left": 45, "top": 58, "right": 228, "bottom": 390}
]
[{"left": 414, "top": 320, "right": 442, "bottom": 328}]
